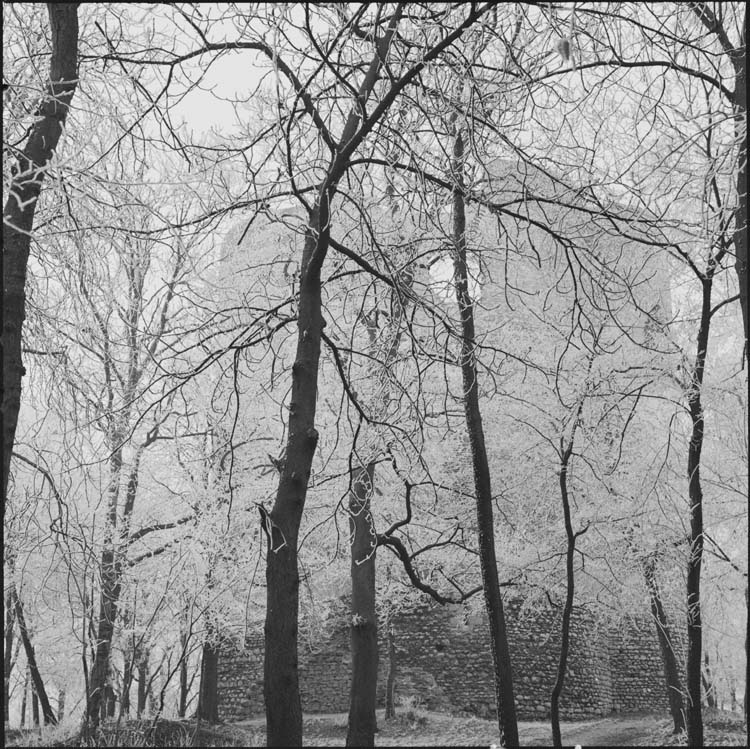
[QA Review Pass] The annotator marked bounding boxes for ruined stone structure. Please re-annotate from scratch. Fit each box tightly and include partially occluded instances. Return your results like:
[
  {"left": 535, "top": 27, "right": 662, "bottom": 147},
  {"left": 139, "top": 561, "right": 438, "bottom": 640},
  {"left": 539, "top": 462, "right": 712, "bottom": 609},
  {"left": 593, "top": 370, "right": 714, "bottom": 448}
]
[{"left": 217, "top": 597, "right": 685, "bottom": 722}]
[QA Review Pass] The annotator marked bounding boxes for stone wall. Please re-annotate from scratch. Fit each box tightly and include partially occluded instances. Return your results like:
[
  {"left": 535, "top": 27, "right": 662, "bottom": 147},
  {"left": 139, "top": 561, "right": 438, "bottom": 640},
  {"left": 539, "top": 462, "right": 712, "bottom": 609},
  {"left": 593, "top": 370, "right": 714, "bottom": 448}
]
[
  {"left": 609, "top": 615, "right": 687, "bottom": 713},
  {"left": 217, "top": 598, "right": 685, "bottom": 722}
]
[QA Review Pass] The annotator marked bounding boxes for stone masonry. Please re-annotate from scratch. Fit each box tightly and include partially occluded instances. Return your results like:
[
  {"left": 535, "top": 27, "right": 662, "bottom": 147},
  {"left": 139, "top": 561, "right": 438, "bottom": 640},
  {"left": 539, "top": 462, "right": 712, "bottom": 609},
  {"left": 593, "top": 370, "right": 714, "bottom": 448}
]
[{"left": 217, "top": 597, "right": 686, "bottom": 721}]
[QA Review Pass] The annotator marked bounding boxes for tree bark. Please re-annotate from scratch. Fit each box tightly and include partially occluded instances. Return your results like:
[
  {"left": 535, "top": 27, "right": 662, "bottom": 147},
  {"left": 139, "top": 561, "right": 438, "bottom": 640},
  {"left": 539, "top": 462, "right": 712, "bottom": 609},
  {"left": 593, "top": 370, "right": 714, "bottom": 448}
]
[
  {"left": 689, "top": 5, "right": 747, "bottom": 723},
  {"left": 346, "top": 462, "right": 378, "bottom": 747},
  {"left": 12, "top": 588, "right": 57, "bottom": 725},
  {"left": 4, "top": 589, "right": 15, "bottom": 723},
  {"left": 685, "top": 261, "right": 720, "bottom": 747},
  {"left": 121, "top": 652, "right": 132, "bottom": 717},
  {"left": 32, "top": 690, "right": 39, "bottom": 727},
  {"left": 57, "top": 688, "right": 65, "bottom": 722},
  {"left": 702, "top": 651, "right": 717, "bottom": 709},
  {"left": 263, "top": 213, "right": 324, "bottom": 746},
  {"left": 88, "top": 444, "right": 146, "bottom": 727},
  {"left": 643, "top": 556, "right": 685, "bottom": 733},
  {"left": 2, "top": 3, "right": 79, "bottom": 505},
  {"left": 346, "top": 186, "right": 411, "bottom": 744},
  {"left": 101, "top": 684, "right": 116, "bottom": 720},
  {"left": 730, "top": 13, "right": 747, "bottom": 360},
  {"left": 86, "top": 542, "right": 122, "bottom": 726},
  {"left": 137, "top": 648, "right": 149, "bottom": 717},
  {"left": 738, "top": 50, "right": 749, "bottom": 727},
  {"left": 197, "top": 639, "right": 219, "bottom": 724},
  {"left": 385, "top": 626, "right": 397, "bottom": 719},
  {"left": 550, "top": 403, "right": 588, "bottom": 748},
  {"left": 178, "top": 640, "right": 189, "bottom": 719},
  {"left": 451, "top": 128, "right": 518, "bottom": 747},
  {"left": 20, "top": 668, "right": 28, "bottom": 728}
]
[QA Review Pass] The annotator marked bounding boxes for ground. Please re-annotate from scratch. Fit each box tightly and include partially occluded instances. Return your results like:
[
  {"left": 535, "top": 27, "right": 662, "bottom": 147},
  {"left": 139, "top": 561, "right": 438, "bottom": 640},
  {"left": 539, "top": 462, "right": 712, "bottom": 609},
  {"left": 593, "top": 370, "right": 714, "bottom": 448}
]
[{"left": 5, "top": 708, "right": 746, "bottom": 746}]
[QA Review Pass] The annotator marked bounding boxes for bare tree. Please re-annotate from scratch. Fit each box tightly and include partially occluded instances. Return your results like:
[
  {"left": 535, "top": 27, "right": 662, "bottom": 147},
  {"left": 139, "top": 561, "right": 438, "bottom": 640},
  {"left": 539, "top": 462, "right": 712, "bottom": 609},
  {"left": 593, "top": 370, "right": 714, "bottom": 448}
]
[
  {"left": 11, "top": 587, "right": 57, "bottom": 725},
  {"left": 689, "top": 2, "right": 747, "bottom": 362},
  {"left": 450, "top": 121, "right": 518, "bottom": 747},
  {"left": 3, "top": 3, "right": 79, "bottom": 505},
  {"left": 245, "top": 7, "right": 493, "bottom": 745},
  {"left": 549, "top": 357, "right": 592, "bottom": 747}
]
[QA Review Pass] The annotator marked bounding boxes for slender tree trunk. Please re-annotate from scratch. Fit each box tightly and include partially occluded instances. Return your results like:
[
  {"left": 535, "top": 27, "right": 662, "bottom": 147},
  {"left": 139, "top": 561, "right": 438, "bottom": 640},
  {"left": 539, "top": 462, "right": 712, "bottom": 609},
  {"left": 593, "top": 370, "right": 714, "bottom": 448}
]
[
  {"left": 550, "top": 403, "right": 588, "bottom": 748},
  {"left": 642, "top": 557, "right": 685, "bottom": 733},
  {"left": 87, "top": 442, "right": 141, "bottom": 727},
  {"left": 86, "top": 543, "right": 122, "bottom": 726},
  {"left": 12, "top": 588, "right": 57, "bottom": 725},
  {"left": 263, "top": 219, "right": 322, "bottom": 744},
  {"left": 137, "top": 648, "right": 149, "bottom": 717},
  {"left": 702, "top": 651, "right": 717, "bottom": 709},
  {"left": 32, "top": 690, "right": 39, "bottom": 727},
  {"left": 346, "top": 196, "right": 411, "bottom": 744},
  {"left": 685, "top": 264, "right": 720, "bottom": 747},
  {"left": 385, "top": 626, "right": 397, "bottom": 719},
  {"left": 733, "top": 55, "right": 749, "bottom": 716},
  {"left": 20, "top": 668, "right": 28, "bottom": 728},
  {"left": 197, "top": 639, "right": 219, "bottom": 724},
  {"left": 4, "top": 589, "right": 15, "bottom": 723},
  {"left": 177, "top": 602, "right": 191, "bottom": 718},
  {"left": 57, "top": 688, "right": 65, "bottom": 722},
  {"left": 178, "top": 647, "right": 189, "bottom": 719},
  {"left": 451, "top": 127, "right": 518, "bottom": 747},
  {"left": 731, "top": 27, "right": 747, "bottom": 359},
  {"left": 690, "top": 5, "right": 747, "bottom": 725},
  {"left": 121, "top": 653, "right": 132, "bottom": 717},
  {"left": 346, "top": 462, "right": 378, "bottom": 747},
  {"left": 2, "top": 3, "right": 79, "bottom": 505},
  {"left": 101, "top": 684, "right": 116, "bottom": 720}
]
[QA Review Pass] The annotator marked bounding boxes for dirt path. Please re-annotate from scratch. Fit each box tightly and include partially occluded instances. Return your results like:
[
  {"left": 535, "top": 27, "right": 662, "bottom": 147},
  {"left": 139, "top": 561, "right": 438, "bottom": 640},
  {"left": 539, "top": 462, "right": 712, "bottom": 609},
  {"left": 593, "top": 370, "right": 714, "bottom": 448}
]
[
  {"left": 558, "top": 715, "right": 664, "bottom": 746},
  {"left": 515, "top": 714, "right": 664, "bottom": 747},
  {"left": 234, "top": 711, "right": 669, "bottom": 746}
]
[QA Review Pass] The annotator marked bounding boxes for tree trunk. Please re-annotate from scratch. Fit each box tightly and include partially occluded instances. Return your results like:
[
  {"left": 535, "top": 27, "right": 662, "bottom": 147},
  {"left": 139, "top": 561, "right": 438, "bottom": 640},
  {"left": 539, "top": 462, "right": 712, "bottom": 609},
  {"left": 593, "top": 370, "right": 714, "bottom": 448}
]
[
  {"left": 385, "top": 626, "right": 397, "bottom": 719},
  {"left": 12, "top": 588, "right": 57, "bottom": 725},
  {"left": 121, "top": 653, "right": 132, "bottom": 717},
  {"left": 728, "top": 8, "right": 748, "bottom": 729},
  {"left": 4, "top": 589, "right": 14, "bottom": 723},
  {"left": 702, "top": 651, "right": 717, "bottom": 709},
  {"left": 731, "top": 24, "right": 747, "bottom": 360},
  {"left": 198, "top": 639, "right": 219, "bottom": 724},
  {"left": 451, "top": 127, "right": 518, "bottom": 747},
  {"left": 57, "top": 688, "right": 65, "bottom": 722},
  {"left": 643, "top": 557, "right": 685, "bottom": 733},
  {"left": 685, "top": 263, "right": 719, "bottom": 747},
  {"left": 177, "top": 604, "right": 191, "bottom": 718},
  {"left": 550, "top": 405, "right": 588, "bottom": 748},
  {"left": 137, "top": 648, "right": 149, "bottom": 717},
  {"left": 20, "top": 668, "right": 28, "bottom": 727},
  {"left": 1, "top": 3, "right": 79, "bottom": 505},
  {"left": 346, "top": 462, "right": 378, "bottom": 747},
  {"left": 734, "top": 54, "right": 749, "bottom": 719},
  {"left": 32, "top": 690, "right": 39, "bottom": 727},
  {"left": 178, "top": 647, "right": 189, "bottom": 719},
  {"left": 346, "top": 194, "right": 410, "bottom": 744},
  {"left": 86, "top": 544, "right": 122, "bottom": 726},
  {"left": 101, "top": 684, "right": 116, "bottom": 721},
  {"left": 263, "top": 200, "right": 327, "bottom": 746}
]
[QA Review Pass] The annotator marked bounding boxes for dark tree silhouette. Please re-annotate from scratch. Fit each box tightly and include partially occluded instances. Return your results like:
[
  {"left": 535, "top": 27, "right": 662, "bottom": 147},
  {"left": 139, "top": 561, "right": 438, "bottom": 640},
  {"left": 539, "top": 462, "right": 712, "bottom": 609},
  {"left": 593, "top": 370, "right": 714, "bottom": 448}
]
[{"left": 2, "top": 3, "right": 80, "bottom": 505}]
